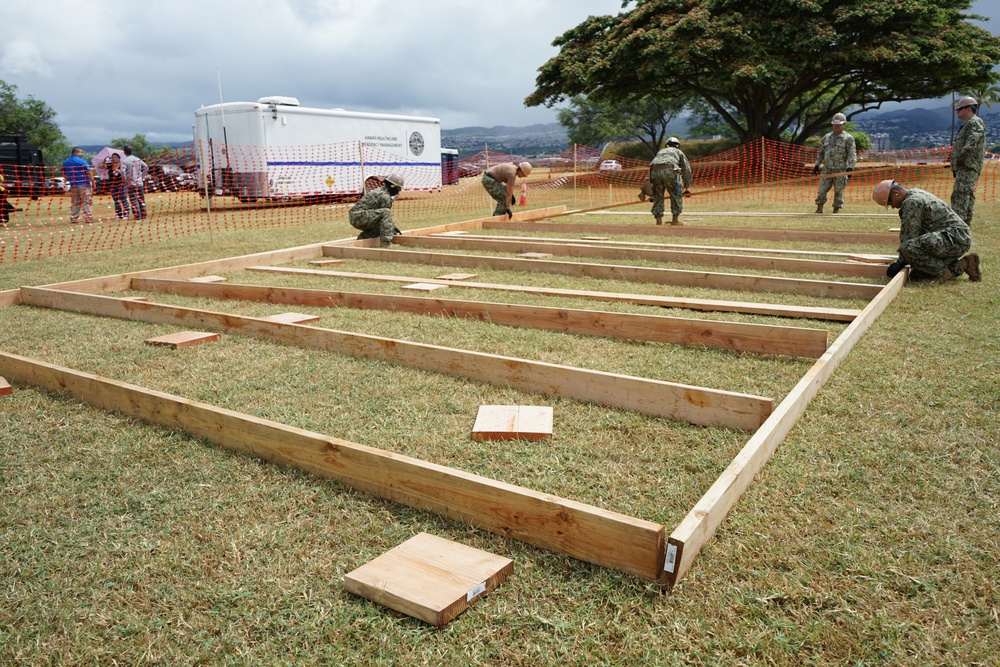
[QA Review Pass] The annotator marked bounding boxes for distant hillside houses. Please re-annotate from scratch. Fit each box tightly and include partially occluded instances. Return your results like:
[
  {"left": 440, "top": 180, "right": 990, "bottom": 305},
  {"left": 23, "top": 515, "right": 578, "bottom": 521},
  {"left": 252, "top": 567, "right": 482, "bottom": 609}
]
[{"left": 852, "top": 106, "right": 1000, "bottom": 150}]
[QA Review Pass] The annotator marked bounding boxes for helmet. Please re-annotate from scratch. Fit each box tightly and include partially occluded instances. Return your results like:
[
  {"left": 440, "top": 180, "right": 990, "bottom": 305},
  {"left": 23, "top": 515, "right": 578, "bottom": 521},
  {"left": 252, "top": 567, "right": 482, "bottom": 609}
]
[
  {"left": 832, "top": 113, "right": 847, "bottom": 125},
  {"left": 517, "top": 161, "right": 532, "bottom": 177},
  {"left": 956, "top": 95, "right": 979, "bottom": 111},
  {"left": 872, "top": 179, "right": 896, "bottom": 207},
  {"left": 384, "top": 173, "right": 404, "bottom": 188},
  {"left": 666, "top": 137, "right": 681, "bottom": 146}
]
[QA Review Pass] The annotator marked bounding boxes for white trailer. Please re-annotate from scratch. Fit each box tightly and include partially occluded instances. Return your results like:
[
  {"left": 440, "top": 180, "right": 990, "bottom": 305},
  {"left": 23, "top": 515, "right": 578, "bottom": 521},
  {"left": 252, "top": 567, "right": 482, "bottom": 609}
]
[{"left": 193, "top": 96, "right": 442, "bottom": 202}]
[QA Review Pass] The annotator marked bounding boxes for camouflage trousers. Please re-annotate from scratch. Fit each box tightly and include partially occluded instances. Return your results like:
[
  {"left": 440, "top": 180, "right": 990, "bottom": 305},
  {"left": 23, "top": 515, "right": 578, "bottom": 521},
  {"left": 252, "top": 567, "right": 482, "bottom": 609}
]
[
  {"left": 649, "top": 167, "right": 683, "bottom": 217},
  {"left": 950, "top": 169, "right": 979, "bottom": 225},
  {"left": 815, "top": 172, "right": 849, "bottom": 208},
  {"left": 898, "top": 227, "right": 972, "bottom": 278},
  {"left": 349, "top": 208, "right": 395, "bottom": 243},
  {"left": 481, "top": 174, "right": 510, "bottom": 216}
]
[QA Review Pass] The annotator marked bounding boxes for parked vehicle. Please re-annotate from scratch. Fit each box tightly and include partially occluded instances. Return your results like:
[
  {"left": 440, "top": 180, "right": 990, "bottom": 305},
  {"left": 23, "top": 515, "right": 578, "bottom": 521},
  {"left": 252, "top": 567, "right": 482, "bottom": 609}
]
[
  {"left": 193, "top": 96, "right": 443, "bottom": 202},
  {"left": 46, "top": 177, "right": 70, "bottom": 194},
  {"left": 599, "top": 159, "right": 623, "bottom": 171},
  {"left": 147, "top": 164, "right": 197, "bottom": 192},
  {"left": 0, "top": 136, "right": 45, "bottom": 198}
]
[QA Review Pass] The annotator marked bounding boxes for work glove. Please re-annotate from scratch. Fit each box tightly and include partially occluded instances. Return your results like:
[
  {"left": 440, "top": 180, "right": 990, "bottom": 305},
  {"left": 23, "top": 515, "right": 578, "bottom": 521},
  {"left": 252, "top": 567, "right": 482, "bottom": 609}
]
[
  {"left": 510, "top": 194, "right": 517, "bottom": 205},
  {"left": 886, "top": 261, "right": 906, "bottom": 278},
  {"left": 505, "top": 208, "right": 513, "bottom": 219},
  {"left": 393, "top": 226, "right": 402, "bottom": 236},
  {"left": 812, "top": 165, "right": 820, "bottom": 176}
]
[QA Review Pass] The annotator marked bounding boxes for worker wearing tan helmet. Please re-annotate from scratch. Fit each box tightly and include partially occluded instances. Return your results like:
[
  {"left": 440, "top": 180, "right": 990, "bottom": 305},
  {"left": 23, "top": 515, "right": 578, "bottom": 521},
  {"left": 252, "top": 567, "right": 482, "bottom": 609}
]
[
  {"left": 872, "top": 179, "right": 980, "bottom": 282},
  {"left": 482, "top": 161, "right": 531, "bottom": 218},
  {"left": 647, "top": 137, "right": 692, "bottom": 226},
  {"left": 950, "top": 95, "right": 986, "bottom": 225},
  {"left": 813, "top": 112, "right": 857, "bottom": 214},
  {"left": 349, "top": 173, "right": 405, "bottom": 248}
]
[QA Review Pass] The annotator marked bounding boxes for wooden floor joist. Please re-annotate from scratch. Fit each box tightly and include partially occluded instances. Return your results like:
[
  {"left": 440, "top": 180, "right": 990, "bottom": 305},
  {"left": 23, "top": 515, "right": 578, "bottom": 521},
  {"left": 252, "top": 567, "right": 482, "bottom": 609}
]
[
  {"left": 0, "top": 351, "right": 664, "bottom": 581},
  {"left": 20, "top": 287, "right": 774, "bottom": 430},
  {"left": 321, "top": 246, "right": 884, "bottom": 301},
  {"left": 395, "top": 235, "right": 888, "bottom": 279},
  {"left": 131, "top": 278, "right": 830, "bottom": 358},
  {"left": 248, "top": 266, "right": 863, "bottom": 322}
]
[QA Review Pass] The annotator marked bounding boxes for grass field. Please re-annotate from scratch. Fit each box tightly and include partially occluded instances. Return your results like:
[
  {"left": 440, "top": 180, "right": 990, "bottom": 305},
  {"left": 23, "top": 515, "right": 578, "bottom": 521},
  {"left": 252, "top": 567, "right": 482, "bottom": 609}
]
[{"left": 1, "top": 191, "right": 997, "bottom": 665}]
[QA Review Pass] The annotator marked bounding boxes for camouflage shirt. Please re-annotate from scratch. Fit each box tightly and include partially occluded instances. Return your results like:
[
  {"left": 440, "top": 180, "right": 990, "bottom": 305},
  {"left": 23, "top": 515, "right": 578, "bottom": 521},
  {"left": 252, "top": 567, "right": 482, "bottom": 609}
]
[
  {"left": 816, "top": 131, "right": 857, "bottom": 171},
  {"left": 897, "top": 188, "right": 971, "bottom": 246},
  {"left": 350, "top": 185, "right": 394, "bottom": 215},
  {"left": 650, "top": 147, "right": 692, "bottom": 187},
  {"left": 952, "top": 114, "right": 986, "bottom": 175}
]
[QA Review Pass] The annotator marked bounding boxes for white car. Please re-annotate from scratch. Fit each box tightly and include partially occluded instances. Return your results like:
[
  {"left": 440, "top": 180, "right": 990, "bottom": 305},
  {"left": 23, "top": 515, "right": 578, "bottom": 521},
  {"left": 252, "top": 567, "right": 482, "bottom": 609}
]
[
  {"left": 46, "top": 177, "right": 71, "bottom": 194},
  {"left": 599, "top": 159, "right": 622, "bottom": 171}
]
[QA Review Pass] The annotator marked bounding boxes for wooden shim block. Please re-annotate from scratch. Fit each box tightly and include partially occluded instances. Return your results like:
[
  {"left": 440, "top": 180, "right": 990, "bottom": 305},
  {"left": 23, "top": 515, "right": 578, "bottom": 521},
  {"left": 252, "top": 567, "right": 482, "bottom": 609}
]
[
  {"left": 145, "top": 331, "right": 220, "bottom": 349},
  {"left": 400, "top": 283, "right": 449, "bottom": 292},
  {"left": 309, "top": 259, "right": 346, "bottom": 266},
  {"left": 344, "top": 533, "right": 514, "bottom": 626},
  {"left": 659, "top": 271, "right": 908, "bottom": 591},
  {"left": 134, "top": 278, "right": 830, "bottom": 358},
  {"left": 472, "top": 406, "right": 553, "bottom": 441},
  {"left": 21, "top": 287, "right": 773, "bottom": 430},
  {"left": 261, "top": 312, "right": 321, "bottom": 324},
  {"left": 188, "top": 275, "right": 228, "bottom": 283},
  {"left": 247, "top": 266, "right": 863, "bottom": 322},
  {"left": 0, "top": 350, "right": 665, "bottom": 580},
  {"left": 519, "top": 252, "right": 554, "bottom": 259},
  {"left": 0, "top": 377, "right": 12, "bottom": 396},
  {"left": 435, "top": 273, "right": 478, "bottom": 281}
]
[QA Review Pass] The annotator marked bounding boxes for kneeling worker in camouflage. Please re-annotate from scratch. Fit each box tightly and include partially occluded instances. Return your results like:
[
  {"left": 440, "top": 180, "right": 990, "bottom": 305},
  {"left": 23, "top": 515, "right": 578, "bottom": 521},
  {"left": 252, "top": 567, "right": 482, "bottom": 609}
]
[
  {"left": 349, "top": 173, "right": 404, "bottom": 248},
  {"left": 481, "top": 162, "right": 532, "bottom": 218},
  {"left": 648, "top": 137, "right": 692, "bottom": 225},
  {"left": 872, "top": 179, "right": 981, "bottom": 282}
]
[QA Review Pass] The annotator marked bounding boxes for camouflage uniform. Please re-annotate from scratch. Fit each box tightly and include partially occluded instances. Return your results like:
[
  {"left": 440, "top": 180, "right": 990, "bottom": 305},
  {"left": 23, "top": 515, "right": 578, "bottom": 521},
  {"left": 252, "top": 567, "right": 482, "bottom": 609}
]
[
  {"left": 896, "top": 188, "right": 972, "bottom": 278},
  {"left": 814, "top": 131, "right": 857, "bottom": 208},
  {"left": 481, "top": 173, "right": 511, "bottom": 216},
  {"left": 649, "top": 146, "right": 692, "bottom": 217},
  {"left": 349, "top": 185, "right": 396, "bottom": 244},
  {"left": 950, "top": 114, "right": 985, "bottom": 225}
]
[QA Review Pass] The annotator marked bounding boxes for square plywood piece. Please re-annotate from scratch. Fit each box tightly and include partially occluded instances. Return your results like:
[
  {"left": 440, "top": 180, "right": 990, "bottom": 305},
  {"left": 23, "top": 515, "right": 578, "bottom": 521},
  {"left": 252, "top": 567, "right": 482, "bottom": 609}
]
[
  {"left": 0, "top": 377, "right": 12, "bottom": 396},
  {"left": 145, "top": 331, "right": 220, "bottom": 350},
  {"left": 188, "top": 275, "right": 227, "bottom": 283},
  {"left": 472, "top": 405, "right": 553, "bottom": 442},
  {"left": 519, "top": 252, "right": 553, "bottom": 260},
  {"left": 262, "top": 312, "right": 321, "bottom": 324},
  {"left": 400, "top": 282, "right": 448, "bottom": 292},
  {"left": 309, "top": 259, "right": 345, "bottom": 266},
  {"left": 435, "top": 273, "right": 478, "bottom": 281},
  {"left": 344, "top": 532, "right": 513, "bottom": 627}
]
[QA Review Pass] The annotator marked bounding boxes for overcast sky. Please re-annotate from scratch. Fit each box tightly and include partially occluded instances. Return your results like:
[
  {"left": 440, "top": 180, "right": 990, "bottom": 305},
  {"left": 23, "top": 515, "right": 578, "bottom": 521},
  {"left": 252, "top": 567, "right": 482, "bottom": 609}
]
[{"left": 2, "top": 0, "right": 999, "bottom": 147}]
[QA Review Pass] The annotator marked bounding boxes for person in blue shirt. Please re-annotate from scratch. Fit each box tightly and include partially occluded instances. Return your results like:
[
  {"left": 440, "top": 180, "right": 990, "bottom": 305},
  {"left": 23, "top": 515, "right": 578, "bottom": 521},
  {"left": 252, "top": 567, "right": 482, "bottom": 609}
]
[{"left": 61, "top": 147, "right": 95, "bottom": 223}]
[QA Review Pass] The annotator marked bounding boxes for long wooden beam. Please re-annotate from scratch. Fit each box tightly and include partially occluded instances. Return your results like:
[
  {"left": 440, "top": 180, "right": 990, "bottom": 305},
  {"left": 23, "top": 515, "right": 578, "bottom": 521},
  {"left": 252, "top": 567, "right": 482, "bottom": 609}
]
[
  {"left": 403, "top": 205, "right": 566, "bottom": 236},
  {"left": 133, "top": 278, "right": 830, "bottom": 358},
  {"left": 659, "top": 270, "right": 908, "bottom": 590},
  {"left": 320, "top": 246, "right": 883, "bottom": 301},
  {"left": 248, "top": 266, "right": 863, "bottom": 322},
  {"left": 483, "top": 221, "right": 900, "bottom": 246},
  {"left": 395, "top": 235, "right": 887, "bottom": 279},
  {"left": 0, "top": 350, "right": 665, "bottom": 580},
  {"left": 20, "top": 287, "right": 774, "bottom": 430}
]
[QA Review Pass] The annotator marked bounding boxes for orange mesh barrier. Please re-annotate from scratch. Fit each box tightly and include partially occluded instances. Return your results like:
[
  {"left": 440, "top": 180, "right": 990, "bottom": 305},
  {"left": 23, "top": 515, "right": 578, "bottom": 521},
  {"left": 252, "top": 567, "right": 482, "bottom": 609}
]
[{"left": 2, "top": 138, "right": 993, "bottom": 264}]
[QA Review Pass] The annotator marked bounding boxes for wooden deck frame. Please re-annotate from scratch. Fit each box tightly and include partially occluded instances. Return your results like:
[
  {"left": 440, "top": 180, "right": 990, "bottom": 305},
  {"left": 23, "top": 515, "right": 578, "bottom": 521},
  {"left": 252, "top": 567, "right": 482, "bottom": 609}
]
[
  {"left": 0, "top": 207, "right": 905, "bottom": 590},
  {"left": 131, "top": 278, "right": 830, "bottom": 358}
]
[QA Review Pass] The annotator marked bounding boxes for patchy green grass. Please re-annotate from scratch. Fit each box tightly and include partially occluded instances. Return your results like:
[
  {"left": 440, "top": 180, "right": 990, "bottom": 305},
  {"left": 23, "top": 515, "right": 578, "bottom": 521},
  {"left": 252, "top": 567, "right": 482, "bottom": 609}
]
[{"left": 1, "top": 195, "right": 997, "bottom": 665}]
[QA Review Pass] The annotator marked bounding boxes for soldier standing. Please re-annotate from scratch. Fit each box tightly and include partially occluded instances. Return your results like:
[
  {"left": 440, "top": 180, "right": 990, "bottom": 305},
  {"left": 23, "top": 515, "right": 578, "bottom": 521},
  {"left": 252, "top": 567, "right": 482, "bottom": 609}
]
[
  {"left": 950, "top": 95, "right": 986, "bottom": 225},
  {"left": 813, "top": 113, "right": 857, "bottom": 213},
  {"left": 349, "top": 173, "right": 404, "bottom": 248},
  {"left": 648, "top": 137, "right": 692, "bottom": 226}
]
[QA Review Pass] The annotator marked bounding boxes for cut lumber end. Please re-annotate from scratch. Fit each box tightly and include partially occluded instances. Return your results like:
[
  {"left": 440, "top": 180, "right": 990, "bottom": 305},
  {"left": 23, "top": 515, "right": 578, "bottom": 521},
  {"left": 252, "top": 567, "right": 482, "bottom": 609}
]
[
  {"left": 343, "top": 532, "right": 514, "bottom": 627},
  {"left": 145, "top": 331, "right": 220, "bottom": 350},
  {"left": 0, "top": 377, "right": 12, "bottom": 395},
  {"left": 400, "top": 283, "right": 449, "bottom": 292},
  {"left": 472, "top": 405, "right": 553, "bottom": 441},
  {"left": 261, "top": 312, "right": 322, "bottom": 324}
]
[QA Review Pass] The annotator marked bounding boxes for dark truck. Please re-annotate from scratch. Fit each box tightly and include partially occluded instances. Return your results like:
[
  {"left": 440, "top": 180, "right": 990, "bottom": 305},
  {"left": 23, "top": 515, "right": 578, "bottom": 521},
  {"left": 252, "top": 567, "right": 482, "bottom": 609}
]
[{"left": 0, "top": 136, "right": 46, "bottom": 199}]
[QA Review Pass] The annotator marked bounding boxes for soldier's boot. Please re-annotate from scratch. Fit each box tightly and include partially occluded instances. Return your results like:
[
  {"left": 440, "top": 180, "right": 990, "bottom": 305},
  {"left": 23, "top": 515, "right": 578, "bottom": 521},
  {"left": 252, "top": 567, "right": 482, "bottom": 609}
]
[
  {"left": 671, "top": 214, "right": 683, "bottom": 226},
  {"left": 815, "top": 204, "right": 824, "bottom": 214},
  {"left": 832, "top": 206, "right": 841, "bottom": 213},
  {"left": 960, "top": 253, "right": 982, "bottom": 282},
  {"left": 933, "top": 268, "right": 956, "bottom": 283},
  {"left": 655, "top": 216, "right": 663, "bottom": 226},
  {"left": 379, "top": 239, "right": 393, "bottom": 249}
]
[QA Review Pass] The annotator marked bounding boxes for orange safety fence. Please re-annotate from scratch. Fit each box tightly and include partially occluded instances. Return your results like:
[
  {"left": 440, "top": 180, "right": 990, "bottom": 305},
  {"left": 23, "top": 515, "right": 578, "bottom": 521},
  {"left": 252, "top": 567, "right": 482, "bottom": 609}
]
[{"left": 1, "top": 137, "right": 995, "bottom": 264}]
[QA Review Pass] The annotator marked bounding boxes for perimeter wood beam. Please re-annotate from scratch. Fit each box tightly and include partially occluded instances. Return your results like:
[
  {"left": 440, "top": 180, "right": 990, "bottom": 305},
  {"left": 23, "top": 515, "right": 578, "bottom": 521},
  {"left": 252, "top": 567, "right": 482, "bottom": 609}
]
[
  {"left": 0, "top": 351, "right": 664, "bottom": 581},
  {"left": 659, "top": 271, "right": 908, "bottom": 590},
  {"left": 320, "top": 246, "right": 883, "bottom": 301},
  {"left": 483, "top": 221, "right": 900, "bottom": 245},
  {"left": 20, "top": 287, "right": 774, "bottom": 430},
  {"left": 248, "top": 266, "right": 863, "bottom": 322},
  {"left": 132, "top": 278, "right": 830, "bottom": 358},
  {"left": 395, "top": 235, "right": 887, "bottom": 279}
]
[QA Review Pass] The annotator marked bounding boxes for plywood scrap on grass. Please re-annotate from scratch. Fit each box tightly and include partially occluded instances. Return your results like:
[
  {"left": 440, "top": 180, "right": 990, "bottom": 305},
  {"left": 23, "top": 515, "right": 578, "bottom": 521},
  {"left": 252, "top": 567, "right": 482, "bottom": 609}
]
[
  {"left": 261, "top": 312, "right": 321, "bottom": 324},
  {"left": 145, "top": 331, "right": 220, "bottom": 349},
  {"left": 472, "top": 405, "right": 553, "bottom": 441},
  {"left": 400, "top": 283, "right": 449, "bottom": 292},
  {"left": 344, "top": 532, "right": 514, "bottom": 627}
]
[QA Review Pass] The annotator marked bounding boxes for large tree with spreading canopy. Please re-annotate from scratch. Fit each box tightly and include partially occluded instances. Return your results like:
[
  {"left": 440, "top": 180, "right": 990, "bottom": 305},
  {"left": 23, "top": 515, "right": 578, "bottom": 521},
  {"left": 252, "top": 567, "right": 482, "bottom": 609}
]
[{"left": 526, "top": 0, "right": 1000, "bottom": 144}]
